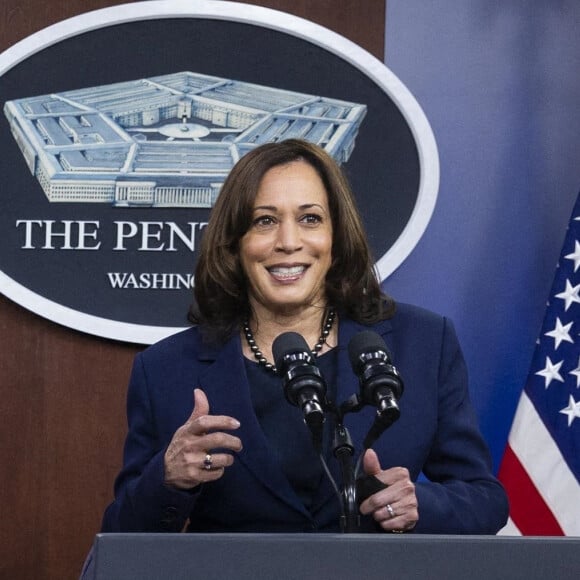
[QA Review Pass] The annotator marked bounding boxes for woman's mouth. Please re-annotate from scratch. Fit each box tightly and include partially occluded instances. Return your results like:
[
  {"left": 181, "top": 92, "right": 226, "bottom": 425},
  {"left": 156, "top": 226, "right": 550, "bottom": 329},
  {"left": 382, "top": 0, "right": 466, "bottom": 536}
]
[{"left": 267, "top": 265, "right": 307, "bottom": 281}]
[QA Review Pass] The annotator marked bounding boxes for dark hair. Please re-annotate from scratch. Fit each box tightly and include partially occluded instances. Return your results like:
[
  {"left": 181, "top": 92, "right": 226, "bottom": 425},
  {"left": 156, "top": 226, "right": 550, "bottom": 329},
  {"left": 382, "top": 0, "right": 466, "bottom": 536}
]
[{"left": 189, "top": 139, "right": 394, "bottom": 342}]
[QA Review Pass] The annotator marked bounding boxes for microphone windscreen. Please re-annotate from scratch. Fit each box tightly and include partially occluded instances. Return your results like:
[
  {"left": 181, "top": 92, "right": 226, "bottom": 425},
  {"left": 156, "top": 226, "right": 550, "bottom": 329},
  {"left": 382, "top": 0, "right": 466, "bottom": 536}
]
[
  {"left": 347, "top": 330, "right": 390, "bottom": 369},
  {"left": 272, "top": 331, "right": 311, "bottom": 370}
]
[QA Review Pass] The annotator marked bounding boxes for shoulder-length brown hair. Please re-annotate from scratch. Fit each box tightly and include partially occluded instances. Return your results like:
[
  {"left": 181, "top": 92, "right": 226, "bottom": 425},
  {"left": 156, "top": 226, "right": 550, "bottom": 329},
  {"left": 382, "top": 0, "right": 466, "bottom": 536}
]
[{"left": 189, "top": 139, "right": 394, "bottom": 342}]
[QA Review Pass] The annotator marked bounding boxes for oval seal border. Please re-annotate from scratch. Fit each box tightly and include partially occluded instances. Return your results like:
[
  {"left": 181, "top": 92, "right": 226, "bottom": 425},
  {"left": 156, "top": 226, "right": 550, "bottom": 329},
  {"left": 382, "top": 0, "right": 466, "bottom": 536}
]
[{"left": 0, "top": 0, "right": 439, "bottom": 343}]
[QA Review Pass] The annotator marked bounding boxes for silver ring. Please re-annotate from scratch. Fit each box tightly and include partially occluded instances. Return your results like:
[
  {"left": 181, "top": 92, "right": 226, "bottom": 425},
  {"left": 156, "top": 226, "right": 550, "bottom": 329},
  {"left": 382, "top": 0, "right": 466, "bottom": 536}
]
[
  {"left": 386, "top": 503, "right": 396, "bottom": 519},
  {"left": 203, "top": 453, "right": 213, "bottom": 471}
]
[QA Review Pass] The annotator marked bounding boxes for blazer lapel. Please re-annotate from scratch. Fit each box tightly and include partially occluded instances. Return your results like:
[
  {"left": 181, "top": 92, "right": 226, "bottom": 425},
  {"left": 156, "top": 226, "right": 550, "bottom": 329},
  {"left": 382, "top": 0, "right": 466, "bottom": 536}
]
[{"left": 196, "top": 334, "right": 311, "bottom": 517}]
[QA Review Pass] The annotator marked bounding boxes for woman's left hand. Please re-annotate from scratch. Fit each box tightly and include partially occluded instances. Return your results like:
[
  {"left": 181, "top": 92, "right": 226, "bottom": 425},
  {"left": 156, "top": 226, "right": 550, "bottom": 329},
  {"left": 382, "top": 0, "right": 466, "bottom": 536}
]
[{"left": 359, "top": 449, "right": 419, "bottom": 533}]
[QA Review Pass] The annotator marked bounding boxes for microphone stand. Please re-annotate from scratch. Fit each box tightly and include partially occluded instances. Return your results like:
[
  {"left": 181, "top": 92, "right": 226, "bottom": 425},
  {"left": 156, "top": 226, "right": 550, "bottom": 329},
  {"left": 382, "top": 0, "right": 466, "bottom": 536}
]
[
  {"left": 332, "top": 422, "right": 360, "bottom": 533},
  {"left": 317, "top": 395, "right": 401, "bottom": 534},
  {"left": 329, "top": 394, "right": 398, "bottom": 533}
]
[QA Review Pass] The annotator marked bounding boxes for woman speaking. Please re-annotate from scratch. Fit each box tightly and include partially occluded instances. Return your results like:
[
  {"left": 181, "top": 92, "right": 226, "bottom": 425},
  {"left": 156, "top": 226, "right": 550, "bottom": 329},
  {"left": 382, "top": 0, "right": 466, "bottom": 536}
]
[{"left": 100, "top": 139, "right": 508, "bottom": 535}]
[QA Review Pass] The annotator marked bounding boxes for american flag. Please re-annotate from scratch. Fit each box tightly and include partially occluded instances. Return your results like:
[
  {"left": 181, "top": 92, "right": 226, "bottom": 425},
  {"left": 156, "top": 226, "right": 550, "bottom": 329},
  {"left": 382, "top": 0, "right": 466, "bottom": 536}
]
[{"left": 498, "top": 192, "right": 580, "bottom": 535}]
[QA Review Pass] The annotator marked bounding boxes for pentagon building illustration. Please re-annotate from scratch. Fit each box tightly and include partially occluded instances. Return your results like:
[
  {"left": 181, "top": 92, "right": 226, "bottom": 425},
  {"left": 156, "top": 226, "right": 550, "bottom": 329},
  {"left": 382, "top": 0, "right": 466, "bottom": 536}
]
[{"left": 4, "top": 72, "right": 366, "bottom": 207}]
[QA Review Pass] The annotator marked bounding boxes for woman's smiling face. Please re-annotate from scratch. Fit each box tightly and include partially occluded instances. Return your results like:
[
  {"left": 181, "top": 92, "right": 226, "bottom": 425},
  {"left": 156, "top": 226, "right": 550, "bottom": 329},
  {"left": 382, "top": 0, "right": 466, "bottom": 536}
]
[{"left": 239, "top": 159, "right": 333, "bottom": 316}]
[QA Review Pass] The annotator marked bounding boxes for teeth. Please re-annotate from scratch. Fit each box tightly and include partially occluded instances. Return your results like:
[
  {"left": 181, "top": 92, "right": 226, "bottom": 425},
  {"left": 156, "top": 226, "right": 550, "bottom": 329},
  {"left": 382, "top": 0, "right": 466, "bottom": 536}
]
[{"left": 269, "top": 266, "right": 305, "bottom": 277}]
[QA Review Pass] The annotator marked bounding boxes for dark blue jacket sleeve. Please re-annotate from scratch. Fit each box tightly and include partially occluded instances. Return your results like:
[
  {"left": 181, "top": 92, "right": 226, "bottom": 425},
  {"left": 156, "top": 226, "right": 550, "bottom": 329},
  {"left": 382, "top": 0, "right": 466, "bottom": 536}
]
[
  {"left": 101, "top": 353, "right": 199, "bottom": 533},
  {"left": 410, "top": 316, "right": 508, "bottom": 533}
]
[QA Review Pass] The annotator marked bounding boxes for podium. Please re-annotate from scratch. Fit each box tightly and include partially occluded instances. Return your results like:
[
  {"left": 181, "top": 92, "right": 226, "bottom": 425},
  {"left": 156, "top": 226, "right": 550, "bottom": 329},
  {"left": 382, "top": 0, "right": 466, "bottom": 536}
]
[{"left": 84, "top": 533, "right": 580, "bottom": 579}]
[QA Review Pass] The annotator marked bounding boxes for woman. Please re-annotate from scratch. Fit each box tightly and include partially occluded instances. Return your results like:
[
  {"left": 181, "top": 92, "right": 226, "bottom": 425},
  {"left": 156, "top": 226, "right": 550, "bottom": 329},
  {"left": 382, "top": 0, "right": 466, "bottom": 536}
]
[{"left": 101, "top": 139, "right": 508, "bottom": 535}]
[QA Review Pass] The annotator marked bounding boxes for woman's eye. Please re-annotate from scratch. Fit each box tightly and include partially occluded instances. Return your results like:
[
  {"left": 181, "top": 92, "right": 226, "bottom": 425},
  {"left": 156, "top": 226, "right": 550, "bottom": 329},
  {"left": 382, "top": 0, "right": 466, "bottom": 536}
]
[
  {"left": 253, "top": 215, "right": 275, "bottom": 228},
  {"left": 301, "top": 213, "right": 323, "bottom": 225}
]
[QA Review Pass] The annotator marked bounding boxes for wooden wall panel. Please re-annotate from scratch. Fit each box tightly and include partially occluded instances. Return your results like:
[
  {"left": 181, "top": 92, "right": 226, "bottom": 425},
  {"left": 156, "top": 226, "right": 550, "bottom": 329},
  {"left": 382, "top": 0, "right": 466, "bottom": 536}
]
[
  {"left": 0, "top": 1, "right": 385, "bottom": 578},
  {"left": 230, "top": 0, "right": 386, "bottom": 59}
]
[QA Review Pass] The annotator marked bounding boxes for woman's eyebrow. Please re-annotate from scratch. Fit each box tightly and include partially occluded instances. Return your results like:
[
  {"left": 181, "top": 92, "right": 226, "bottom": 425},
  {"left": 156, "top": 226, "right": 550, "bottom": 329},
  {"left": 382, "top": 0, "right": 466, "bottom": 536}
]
[{"left": 253, "top": 205, "right": 277, "bottom": 211}]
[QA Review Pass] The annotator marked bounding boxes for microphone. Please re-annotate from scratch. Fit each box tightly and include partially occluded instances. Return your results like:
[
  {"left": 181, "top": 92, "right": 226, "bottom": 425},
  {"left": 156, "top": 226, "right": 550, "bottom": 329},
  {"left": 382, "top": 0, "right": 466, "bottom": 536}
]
[
  {"left": 348, "top": 330, "right": 404, "bottom": 448},
  {"left": 272, "top": 332, "right": 328, "bottom": 452}
]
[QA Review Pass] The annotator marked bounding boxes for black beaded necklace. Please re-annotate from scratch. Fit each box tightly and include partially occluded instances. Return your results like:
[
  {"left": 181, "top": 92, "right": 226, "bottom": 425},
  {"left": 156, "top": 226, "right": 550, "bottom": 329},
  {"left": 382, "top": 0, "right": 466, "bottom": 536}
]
[{"left": 242, "top": 308, "right": 336, "bottom": 373}]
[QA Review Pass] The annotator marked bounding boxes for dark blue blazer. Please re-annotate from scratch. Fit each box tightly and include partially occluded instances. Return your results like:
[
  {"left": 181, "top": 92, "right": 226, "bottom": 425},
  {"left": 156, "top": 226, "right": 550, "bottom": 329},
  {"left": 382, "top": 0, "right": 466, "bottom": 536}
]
[{"left": 101, "top": 303, "right": 508, "bottom": 534}]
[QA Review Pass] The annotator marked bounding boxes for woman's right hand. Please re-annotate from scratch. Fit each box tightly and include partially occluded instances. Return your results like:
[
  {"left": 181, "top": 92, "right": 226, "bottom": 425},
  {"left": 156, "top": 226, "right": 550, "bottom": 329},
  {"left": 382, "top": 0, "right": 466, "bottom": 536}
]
[{"left": 163, "top": 388, "right": 242, "bottom": 490}]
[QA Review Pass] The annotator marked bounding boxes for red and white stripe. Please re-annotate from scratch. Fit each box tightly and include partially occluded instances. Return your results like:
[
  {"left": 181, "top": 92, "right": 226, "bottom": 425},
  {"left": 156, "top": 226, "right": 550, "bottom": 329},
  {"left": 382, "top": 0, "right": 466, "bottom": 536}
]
[{"left": 498, "top": 392, "right": 580, "bottom": 535}]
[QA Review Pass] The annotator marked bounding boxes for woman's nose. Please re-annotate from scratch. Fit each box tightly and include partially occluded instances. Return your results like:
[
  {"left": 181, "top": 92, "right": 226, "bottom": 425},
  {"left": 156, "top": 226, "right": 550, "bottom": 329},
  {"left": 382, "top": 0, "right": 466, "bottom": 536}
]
[{"left": 275, "top": 221, "right": 302, "bottom": 252}]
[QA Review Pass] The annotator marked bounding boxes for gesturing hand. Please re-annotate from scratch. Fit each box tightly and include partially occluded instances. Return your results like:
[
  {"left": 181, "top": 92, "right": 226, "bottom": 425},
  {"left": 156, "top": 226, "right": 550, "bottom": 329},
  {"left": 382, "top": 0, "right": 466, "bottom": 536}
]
[
  {"left": 164, "top": 388, "right": 242, "bottom": 490},
  {"left": 359, "top": 449, "right": 419, "bottom": 533}
]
